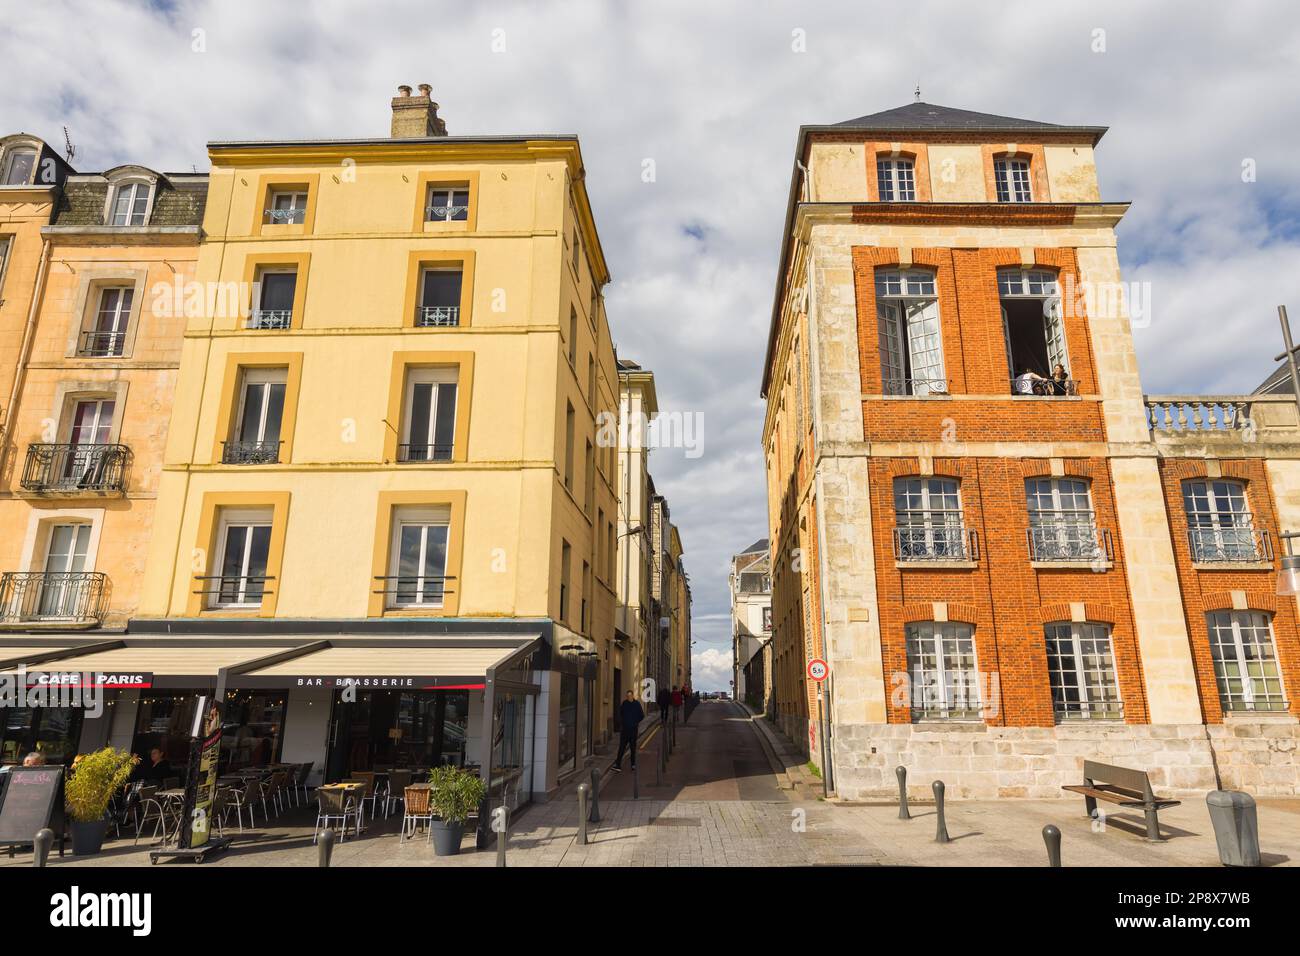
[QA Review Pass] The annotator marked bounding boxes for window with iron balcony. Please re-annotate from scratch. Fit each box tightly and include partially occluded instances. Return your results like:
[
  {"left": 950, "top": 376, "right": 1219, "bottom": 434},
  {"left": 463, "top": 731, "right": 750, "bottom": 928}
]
[{"left": 1182, "top": 479, "right": 1270, "bottom": 563}]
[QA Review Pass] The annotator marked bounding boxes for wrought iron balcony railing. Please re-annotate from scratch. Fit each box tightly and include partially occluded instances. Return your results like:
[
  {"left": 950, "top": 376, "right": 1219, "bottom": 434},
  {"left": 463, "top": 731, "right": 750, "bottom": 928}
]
[
  {"left": 221, "top": 440, "right": 282, "bottom": 465},
  {"left": 881, "top": 377, "right": 949, "bottom": 396},
  {"left": 192, "top": 574, "right": 275, "bottom": 607},
  {"left": 397, "top": 443, "right": 453, "bottom": 463},
  {"left": 893, "top": 516, "right": 978, "bottom": 562},
  {"left": 1011, "top": 376, "right": 1079, "bottom": 396},
  {"left": 425, "top": 204, "right": 469, "bottom": 222},
  {"left": 263, "top": 207, "right": 305, "bottom": 224},
  {"left": 1027, "top": 511, "right": 1113, "bottom": 563},
  {"left": 21, "top": 443, "right": 129, "bottom": 494},
  {"left": 373, "top": 574, "right": 456, "bottom": 608},
  {"left": 78, "top": 330, "right": 125, "bottom": 357},
  {"left": 1188, "top": 521, "right": 1272, "bottom": 564},
  {"left": 416, "top": 305, "right": 460, "bottom": 327},
  {"left": 0, "top": 571, "right": 108, "bottom": 626},
  {"left": 246, "top": 309, "right": 292, "bottom": 330}
]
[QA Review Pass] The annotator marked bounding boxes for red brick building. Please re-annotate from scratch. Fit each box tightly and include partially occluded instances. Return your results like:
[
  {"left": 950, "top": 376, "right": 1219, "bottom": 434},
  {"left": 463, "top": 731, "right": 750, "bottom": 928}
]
[{"left": 761, "top": 103, "right": 1300, "bottom": 798}]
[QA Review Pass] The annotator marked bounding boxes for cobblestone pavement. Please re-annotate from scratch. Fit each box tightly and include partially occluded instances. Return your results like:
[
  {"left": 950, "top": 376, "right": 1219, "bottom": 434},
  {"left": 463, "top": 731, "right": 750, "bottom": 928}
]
[{"left": 3, "top": 702, "right": 1296, "bottom": 867}]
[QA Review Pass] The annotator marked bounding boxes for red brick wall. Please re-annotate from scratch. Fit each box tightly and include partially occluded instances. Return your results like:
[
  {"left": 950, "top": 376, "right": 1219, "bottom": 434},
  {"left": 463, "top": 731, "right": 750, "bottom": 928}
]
[
  {"left": 871, "top": 456, "right": 1147, "bottom": 728},
  {"left": 1158, "top": 458, "right": 1300, "bottom": 720}
]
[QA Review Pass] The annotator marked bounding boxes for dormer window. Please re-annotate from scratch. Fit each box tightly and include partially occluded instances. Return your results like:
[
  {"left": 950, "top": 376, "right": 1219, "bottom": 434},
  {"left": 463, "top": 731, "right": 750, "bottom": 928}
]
[
  {"left": 994, "top": 157, "right": 1033, "bottom": 203},
  {"left": 2, "top": 147, "right": 36, "bottom": 185},
  {"left": 109, "top": 181, "right": 151, "bottom": 226},
  {"left": 877, "top": 158, "right": 916, "bottom": 202}
]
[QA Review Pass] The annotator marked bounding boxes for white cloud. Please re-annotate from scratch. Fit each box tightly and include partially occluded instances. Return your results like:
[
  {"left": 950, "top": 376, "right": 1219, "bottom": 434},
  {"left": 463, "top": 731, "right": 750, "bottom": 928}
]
[
  {"left": 691, "top": 646, "right": 733, "bottom": 692},
  {"left": 7, "top": 1, "right": 1296, "bottom": 657}
]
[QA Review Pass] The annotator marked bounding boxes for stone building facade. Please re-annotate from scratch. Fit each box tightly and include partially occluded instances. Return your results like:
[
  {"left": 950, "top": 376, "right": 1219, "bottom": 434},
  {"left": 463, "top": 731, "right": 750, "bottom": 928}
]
[{"left": 761, "top": 103, "right": 1300, "bottom": 799}]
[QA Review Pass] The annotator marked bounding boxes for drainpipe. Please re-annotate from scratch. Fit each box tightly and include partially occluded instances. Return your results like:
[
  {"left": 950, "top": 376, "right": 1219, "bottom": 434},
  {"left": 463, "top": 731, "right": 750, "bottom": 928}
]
[{"left": 1, "top": 236, "right": 52, "bottom": 470}]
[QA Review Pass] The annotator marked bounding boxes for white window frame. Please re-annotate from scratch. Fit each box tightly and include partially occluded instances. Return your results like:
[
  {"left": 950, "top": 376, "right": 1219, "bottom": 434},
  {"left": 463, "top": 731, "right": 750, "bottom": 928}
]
[
  {"left": 994, "top": 157, "right": 1033, "bottom": 203},
  {"left": 894, "top": 477, "right": 965, "bottom": 560},
  {"left": 425, "top": 185, "right": 470, "bottom": 222},
  {"left": 266, "top": 189, "right": 308, "bottom": 225},
  {"left": 211, "top": 508, "right": 274, "bottom": 608},
  {"left": 106, "top": 180, "right": 153, "bottom": 226},
  {"left": 999, "top": 269, "right": 1069, "bottom": 383},
  {"left": 875, "top": 269, "right": 945, "bottom": 396},
  {"left": 2, "top": 146, "right": 37, "bottom": 185},
  {"left": 416, "top": 265, "right": 463, "bottom": 327},
  {"left": 1183, "top": 479, "right": 1257, "bottom": 562},
  {"left": 1026, "top": 477, "right": 1101, "bottom": 562},
  {"left": 389, "top": 506, "right": 452, "bottom": 608},
  {"left": 1045, "top": 621, "right": 1123, "bottom": 719},
  {"left": 65, "top": 397, "right": 116, "bottom": 447},
  {"left": 905, "top": 621, "right": 982, "bottom": 720},
  {"left": 1206, "top": 610, "right": 1287, "bottom": 712},
  {"left": 877, "top": 157, "right": 916, "bottom": 202},
  {"left": 401, "top": 366, "right": 458, "bottom": 461},
  {"left": 235, "top": 368, "right": 287, "bottom": 445},
  {"left": 250, "top": 267, "right": 297, "bottom": 329},
  {"left": 82, "top": 285, "right": 134, "bottom": 356}
]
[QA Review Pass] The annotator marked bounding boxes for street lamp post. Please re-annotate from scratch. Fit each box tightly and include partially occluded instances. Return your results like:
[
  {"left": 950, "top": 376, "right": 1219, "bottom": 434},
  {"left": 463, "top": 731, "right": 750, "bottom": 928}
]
[{"left": 1277, "top": 532, "right": 1300, "bottom": 598}]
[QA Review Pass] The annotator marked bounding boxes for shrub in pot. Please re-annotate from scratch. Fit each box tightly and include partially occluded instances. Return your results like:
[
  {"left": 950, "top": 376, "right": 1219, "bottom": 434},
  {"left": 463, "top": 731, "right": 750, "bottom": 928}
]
[
  {"left": 65, "top": 748, "right": 138, "bottom": 855},
  {"left": 427, "top": 764, "right": 486, "bottom": 856}
]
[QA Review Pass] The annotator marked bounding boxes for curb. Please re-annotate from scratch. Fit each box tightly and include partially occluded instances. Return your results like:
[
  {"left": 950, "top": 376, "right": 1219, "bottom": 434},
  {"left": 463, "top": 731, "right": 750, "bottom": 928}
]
[{"left": 734, "top": 701, "right": 796, "bottom": 791}]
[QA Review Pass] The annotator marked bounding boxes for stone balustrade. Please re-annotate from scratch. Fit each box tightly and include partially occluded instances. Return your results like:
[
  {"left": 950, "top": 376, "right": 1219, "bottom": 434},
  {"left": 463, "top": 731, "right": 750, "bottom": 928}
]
[{"left": 1144, "top": 394, "right": 1300, "bottom": 438}]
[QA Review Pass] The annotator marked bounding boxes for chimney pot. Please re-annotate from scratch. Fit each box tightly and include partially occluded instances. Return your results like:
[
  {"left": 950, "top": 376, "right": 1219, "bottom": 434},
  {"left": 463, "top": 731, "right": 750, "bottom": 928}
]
[
  {"left": 397, "top": 84, "right": 412, "bottom": 96},
  {"left": 418, "top": 83, "right": 432, "bottom": 97}
]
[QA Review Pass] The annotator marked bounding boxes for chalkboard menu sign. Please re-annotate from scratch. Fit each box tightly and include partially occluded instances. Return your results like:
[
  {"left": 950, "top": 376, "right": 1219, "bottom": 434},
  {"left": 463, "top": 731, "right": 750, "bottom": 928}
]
[{"left": 0, "top": 767, "right": 65, "bottom": 853}]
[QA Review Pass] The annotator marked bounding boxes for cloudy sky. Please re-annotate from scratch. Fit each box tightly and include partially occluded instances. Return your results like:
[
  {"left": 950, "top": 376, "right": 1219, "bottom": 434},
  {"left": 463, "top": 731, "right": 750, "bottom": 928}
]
[{"left": 7, "top": 2, "right": 1298, "bottom": 690}]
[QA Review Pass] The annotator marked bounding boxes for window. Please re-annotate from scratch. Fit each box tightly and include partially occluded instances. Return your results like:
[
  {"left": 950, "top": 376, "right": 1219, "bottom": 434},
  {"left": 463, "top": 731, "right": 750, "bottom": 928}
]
[
  {"left": 226, "top": 369, "right": 286, "bottom": 464},
  {"left": 994, "top": 157, "right": 1032, "bottom": 203},
  {"left": 80, "top": 287, "right": 133, "bottom": 356},
  {"left": 265, "top": 189, "right": 308, "bottom": 225},
  {"left": 1026, "top": 478, "right": 1102, "bottom": 561},
  {"left": 905, "top": 622, "right": 981, "bottom": 720},
  {"left": 568, "top": 307, "right": 578, "bottom": 365},
  {"left": 109, "top": 181, "right": 151, "bottom": 226},
  {"left": 390, "top": 507, "right": 451, "bottom": 608},
  {"left": 586, "top": 354, "right": 595, "bottom": 403},
  {"left": 584, "top": 440, "right": 594, "bottom": 513},
  {"left": 875, "top": 270, "right": 945, "bottom": 395},
  {"left": 211, "top": 510, "right": 273, "bottom": 608},
  {"left": 894, "top": 477, "right": 967, "bottom": 560},
  {"left": 560, "top": 540, "right": 571, "bottom": 623},
  {"left": 1183, "top": 480, "right": 1260, "bottom": 562},
  {"left": 762, "top": 607, "right": 772, "bottom": 632},
  {"left": 589, "top": 284, "right": 599, "bottom": 326},
  {"left": 581, "top": 560, "right": 591, "bottom": 632},
  {"left": 564, "top": 403, "right": 575, "bottom": 492},
  {"left": 67, "top": 398, "right": 114, "bottom": 447},
  {"left": 1045, "top": 622, "right": 1122, "bottom": 719},
  {"left": 2, "top": 147, "right": 36, "bottom": 185},
  {"left": 877, "top": 157, "right": 916, "bottom": 201},
  {"left": 1000, "top": 269, "right": 1070, "bottom": 393},
  {"left": 572, "top": 228, "right": 581, "bottom": 275},
  {"left": 1207, "top": 611, "right": 1287, "bottom": 712},
  {"left": 37, "top": 523, "right": 94, "bottom": 617},
  {"left": 425, "top": 185, "right": 469, "bottom": 222},
  {"left": 416, "top": 267, "right": 462, "bottom": 327},
  {"left": 400, "top": 367, "right": 457, "bottom": 462},
  {"left": 0, "top": 237, "right": 11, "bottom": 297},
  {"left": 249, "top": 269, "right": 296, "bottom": 329}
]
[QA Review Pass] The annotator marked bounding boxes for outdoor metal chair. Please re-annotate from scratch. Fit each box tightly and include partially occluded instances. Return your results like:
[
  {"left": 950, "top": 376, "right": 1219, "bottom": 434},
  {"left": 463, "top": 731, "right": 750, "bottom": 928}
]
[
  {"left": 314, "top": 787, "right": 362, "bottom": 844},
  {"left": 224, "top": 778, "right": 258, "bottom": 831},
  {"left": 384, "top": 770, "right": 413, "bottom": 817}
]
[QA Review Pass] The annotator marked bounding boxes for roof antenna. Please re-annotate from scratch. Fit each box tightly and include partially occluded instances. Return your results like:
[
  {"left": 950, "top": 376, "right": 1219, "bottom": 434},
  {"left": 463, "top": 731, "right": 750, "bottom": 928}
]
[
  {"left": 62, "top": 126, "right": 76, "bottom": 163},
  {"left": 914, "top": 83, "right": 922, "bottom": 103}
]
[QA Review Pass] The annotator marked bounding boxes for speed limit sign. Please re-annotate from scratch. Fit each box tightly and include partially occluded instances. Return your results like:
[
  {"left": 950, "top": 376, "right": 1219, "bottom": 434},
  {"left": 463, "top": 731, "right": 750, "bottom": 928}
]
[{"left": 807, "top": 658, "right": 829, "bottom": 682}]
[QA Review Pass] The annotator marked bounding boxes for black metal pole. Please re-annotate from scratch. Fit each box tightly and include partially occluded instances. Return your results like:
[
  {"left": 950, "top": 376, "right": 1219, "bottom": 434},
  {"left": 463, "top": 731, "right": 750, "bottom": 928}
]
[
  {"left": 896, "top": 766, "right": 911, "bottom": 820},
  {"left": 317, "top": 827, "right": 335, "bottom": 867},
  {"left": 589, "top": 767, "right": 601, "bottom": 823},
  {"left": 33, "top": 828, "right": 53, "bottom": 868},
  {"left": 577, "top": 783, "right": 589, "bottom": 846},
  {"left": 933, "top": 781, "right": 950, "bottom": 843},
  {"left": 1042, "top": 824, "right": 1062, "bottom": 867}
]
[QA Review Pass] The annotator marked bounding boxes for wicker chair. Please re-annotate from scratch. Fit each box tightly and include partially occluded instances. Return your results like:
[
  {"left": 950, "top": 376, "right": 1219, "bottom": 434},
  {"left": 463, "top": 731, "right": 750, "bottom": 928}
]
[
  {"left": 314, "top": 787, "right": 362, "bottom": 843},
  {"left": 401, "top": 786, "right": 434, "bottom": 842}
]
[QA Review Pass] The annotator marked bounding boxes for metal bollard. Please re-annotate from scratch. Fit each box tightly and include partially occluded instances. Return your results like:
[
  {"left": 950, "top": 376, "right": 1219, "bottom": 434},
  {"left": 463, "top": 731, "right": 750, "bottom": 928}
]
[
  {"left": 33, "top": 829, "right": 53, "bottom": 868},
  {"left": 933, "top": 781, "right": 950, "bottom": 844},
  {"left": 494, "top": 805, "right": 509, "bottom": 868},
  {"left": 896, "top": 766, "right": 911, "bottom": 820},
  {"left": 632, "top": 756, "right": 640, "bottom": 799},
  {"left": 589, "top": 767, "right": 602, "bottom": 823},
  {"left": 318, "top": 827, "right": 336, "bottom": 867},
  {"left": 577, "top": 783, "right": 589, "bottom": 846},
  {"left": 1042, "top": 824, "right": 1062, "bottom": 867}
]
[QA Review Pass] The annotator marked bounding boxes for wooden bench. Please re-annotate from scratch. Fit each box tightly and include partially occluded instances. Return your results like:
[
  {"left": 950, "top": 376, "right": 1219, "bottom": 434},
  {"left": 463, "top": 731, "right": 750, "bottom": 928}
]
[{"left": 1062, "top": 760, "right": 1181, "bottom": 842}]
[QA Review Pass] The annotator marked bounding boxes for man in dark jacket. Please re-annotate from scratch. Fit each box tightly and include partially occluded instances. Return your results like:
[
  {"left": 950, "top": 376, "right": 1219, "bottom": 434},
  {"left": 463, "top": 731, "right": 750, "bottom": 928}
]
[
  {"left": 656, "top": 684, "right": 671, "bottom": 721},
  {"left": 612, "top": 691, "right": 644, "bottom": 771}
]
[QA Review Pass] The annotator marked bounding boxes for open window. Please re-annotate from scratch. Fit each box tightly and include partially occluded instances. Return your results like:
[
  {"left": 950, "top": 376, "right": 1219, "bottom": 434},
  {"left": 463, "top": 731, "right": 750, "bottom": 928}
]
[
  {"left": 249, "top": 267, "right": 297, "bottom": 329},
  {"left": 1000, "top": 269, "right": 1073, "bottom": 395},
  {"left": 876, "top": 269, "right": 945, "bottom": 395},
  {"left": 79, "top": 286, "right": 134, "bottom": 357},
  {"left": 399, "top": 367, "right": 457, "bottom": 462}
]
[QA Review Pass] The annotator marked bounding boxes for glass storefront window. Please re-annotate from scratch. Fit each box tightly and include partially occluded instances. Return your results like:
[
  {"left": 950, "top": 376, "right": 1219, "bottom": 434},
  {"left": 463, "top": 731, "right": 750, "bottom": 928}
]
[
  {"left": 131, "top": 690, "right": 287, "bottom": 777},
  {"left": 1, "top": 707, "right": 84, "bottom": 767},
  {"left": 327, "top": 689, "right": 471, "bottom": 781},
  {"left": 557, "top": 674, "right": 577, "bottom": 775}
]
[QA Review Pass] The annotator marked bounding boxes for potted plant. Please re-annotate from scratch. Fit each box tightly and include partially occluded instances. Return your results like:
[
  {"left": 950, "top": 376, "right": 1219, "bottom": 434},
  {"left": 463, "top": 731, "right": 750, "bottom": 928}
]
[
  {"left": 427, "top": 764, "right": 486, "bottom": 856},
  {"left": 65, "top": 747, "right": 138, "bottom": 855}
]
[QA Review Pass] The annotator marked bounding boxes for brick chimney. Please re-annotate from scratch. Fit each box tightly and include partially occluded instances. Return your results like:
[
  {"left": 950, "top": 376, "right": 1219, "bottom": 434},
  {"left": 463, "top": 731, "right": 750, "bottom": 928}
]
[{"left": 390, "top": 83, "right": 448, "bottom": 138}]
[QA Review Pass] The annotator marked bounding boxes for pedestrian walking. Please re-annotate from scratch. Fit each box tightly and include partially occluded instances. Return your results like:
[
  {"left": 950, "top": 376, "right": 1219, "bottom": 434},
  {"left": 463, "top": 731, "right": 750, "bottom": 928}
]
[
  {"left": 656, "top": 683, "right": 672, "bottom": 722},
  {"left": 671, "top": 685, "right": 683, "bottom": 723},
  {"left": 612, "top": 691, "right": 644, "bottom": 772}
]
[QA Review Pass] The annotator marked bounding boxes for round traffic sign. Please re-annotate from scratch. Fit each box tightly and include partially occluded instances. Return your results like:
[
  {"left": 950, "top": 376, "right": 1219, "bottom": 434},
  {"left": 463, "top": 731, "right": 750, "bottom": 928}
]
[{"left": 807, "top": 658, "right": 829, "bottom": 682}]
